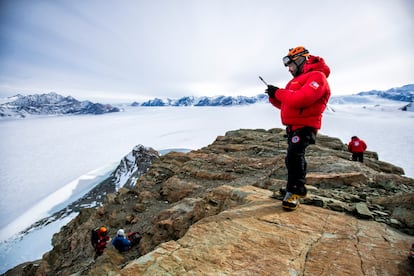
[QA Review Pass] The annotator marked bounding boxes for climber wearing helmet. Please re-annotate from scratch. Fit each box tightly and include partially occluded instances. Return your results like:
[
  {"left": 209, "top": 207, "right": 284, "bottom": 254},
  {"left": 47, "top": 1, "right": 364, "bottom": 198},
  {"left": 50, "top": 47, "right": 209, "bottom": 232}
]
[
  {"left": 282, "top": 46, "right": 310, "bottom": 77},
  {"left": 265, "top": 46, "right": 331, "bottom": 210},
  {"left": 91, "top": 226, "right": 110, "bottom": 257}
]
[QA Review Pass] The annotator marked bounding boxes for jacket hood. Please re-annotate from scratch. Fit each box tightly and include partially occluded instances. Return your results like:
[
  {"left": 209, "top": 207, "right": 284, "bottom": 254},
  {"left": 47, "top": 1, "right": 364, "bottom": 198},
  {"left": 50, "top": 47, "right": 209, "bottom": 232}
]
[{"left": 303, "top": 55, "right": 330, "bottom": 78}]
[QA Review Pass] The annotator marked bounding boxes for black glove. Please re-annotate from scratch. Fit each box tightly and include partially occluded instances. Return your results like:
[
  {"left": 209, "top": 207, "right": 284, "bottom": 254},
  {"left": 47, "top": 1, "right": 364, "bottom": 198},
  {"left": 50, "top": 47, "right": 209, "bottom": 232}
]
[{"left": 265, "top": 85, "right": 278, "bottom": 99}]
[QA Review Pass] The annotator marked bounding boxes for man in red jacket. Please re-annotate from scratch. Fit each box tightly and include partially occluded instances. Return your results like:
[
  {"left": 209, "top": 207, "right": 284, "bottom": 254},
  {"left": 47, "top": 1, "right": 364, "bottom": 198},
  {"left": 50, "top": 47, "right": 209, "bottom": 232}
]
[
  {"left": 91, "top": 226, "right": 110, "bottom": 257},
  {"left": 348, "top": 136, "right": 367, "bottom": 162},
  {"left": 265, "top": 46, "right": 331, "bottom": 210}
]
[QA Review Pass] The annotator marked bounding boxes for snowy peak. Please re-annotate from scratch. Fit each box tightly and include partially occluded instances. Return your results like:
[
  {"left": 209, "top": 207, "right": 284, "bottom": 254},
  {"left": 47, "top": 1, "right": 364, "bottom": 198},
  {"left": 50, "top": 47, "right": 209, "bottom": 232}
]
[
  {"left": 357, "top": 84, "right": 414, "bottom": 102},
  {"left": 9, "top": 92, "right": 69, "bottom": 105},
  {"left": 111, "top": 145, "right": 160, "bottom": 190},
  {"left": 327, "top": 84, "right": 414, "bottom": 111},
  {"left": 0, "top": 92, "right": 120, "bottom": 118}
]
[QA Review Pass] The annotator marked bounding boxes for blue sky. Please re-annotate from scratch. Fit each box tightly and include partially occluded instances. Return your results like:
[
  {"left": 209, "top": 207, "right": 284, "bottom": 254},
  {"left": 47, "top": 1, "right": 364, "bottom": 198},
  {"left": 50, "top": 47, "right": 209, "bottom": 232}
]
[{"left": 0, "top": 0, "right": 413, "bottom": 102}]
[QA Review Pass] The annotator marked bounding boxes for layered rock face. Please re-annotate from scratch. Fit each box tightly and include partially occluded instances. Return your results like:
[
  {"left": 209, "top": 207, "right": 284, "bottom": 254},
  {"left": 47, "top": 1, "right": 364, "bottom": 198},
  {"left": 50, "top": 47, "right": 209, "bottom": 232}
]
[
  {"left": 121, "top": 186, "right": 412, "bottom": 276},
  {"left": 7, "top": 128, "right": 414, "bottom": 275}
]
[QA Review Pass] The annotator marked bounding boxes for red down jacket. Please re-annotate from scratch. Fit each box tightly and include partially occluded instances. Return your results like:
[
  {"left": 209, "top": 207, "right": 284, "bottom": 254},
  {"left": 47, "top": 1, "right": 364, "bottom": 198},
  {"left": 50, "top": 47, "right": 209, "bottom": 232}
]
[
  {"left": 269, "top": 55, "right": 331, "bottom": 130},
  {"left": 348, "top": 137, "right": 367, "bottom": 153}
]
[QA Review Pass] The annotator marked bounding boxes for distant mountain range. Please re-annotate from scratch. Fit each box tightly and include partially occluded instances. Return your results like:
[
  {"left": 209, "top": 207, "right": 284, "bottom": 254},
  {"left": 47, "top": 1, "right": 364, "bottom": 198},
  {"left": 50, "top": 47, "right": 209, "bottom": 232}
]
[
  {"left": 1, "top": 84, "right": 413, "bottom": 118},
  {"left": 357, "top": 84, "right": 414, "bottom": 102},
  {"left": 133, "top": 84, "right": 413, "bottom": 107},
  {"left": 329, "top": 84, "right": 414, "bottom": 105},
  {"left": 132, "top": 94, "right": 269, "bottom": 107},
  {"left": 0, "top": 92, "right": 120, "bottom": 118}
]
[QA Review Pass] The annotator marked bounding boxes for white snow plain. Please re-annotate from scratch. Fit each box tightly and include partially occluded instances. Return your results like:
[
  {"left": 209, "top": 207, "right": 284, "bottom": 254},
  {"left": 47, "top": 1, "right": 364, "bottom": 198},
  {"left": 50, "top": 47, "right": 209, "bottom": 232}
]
[{"left": 0, "top": 101, "right": 413, "bottom": 274}]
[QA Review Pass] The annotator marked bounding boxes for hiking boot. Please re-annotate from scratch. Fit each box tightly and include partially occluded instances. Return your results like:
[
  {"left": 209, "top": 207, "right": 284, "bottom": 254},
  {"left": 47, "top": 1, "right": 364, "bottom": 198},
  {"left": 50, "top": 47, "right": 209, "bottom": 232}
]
[{"left": 282, "top": 192, "right": 301, "bottom": 210}]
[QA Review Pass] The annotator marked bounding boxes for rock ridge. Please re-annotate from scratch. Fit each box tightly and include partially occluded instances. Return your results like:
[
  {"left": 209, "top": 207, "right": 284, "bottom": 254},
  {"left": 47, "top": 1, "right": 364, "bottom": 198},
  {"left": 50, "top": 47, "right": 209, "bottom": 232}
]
[{"left": 5, "top": 128, "right": 414, "bottom": 275}]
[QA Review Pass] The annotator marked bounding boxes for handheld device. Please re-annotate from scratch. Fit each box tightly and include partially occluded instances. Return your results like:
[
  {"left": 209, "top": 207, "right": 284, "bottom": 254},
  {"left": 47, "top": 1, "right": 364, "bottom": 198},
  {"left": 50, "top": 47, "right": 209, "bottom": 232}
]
[{"left": 259, "top": 76, "right": 268, "bottom": 86}]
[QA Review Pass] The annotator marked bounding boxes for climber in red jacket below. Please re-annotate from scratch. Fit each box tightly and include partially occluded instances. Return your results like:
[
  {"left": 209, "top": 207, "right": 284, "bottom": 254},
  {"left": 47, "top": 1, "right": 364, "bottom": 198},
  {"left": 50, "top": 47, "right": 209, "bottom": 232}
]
[
  {"left": 265, "top": 46, "right": 331, "bottom": 211},
  {"left": 91, "top": 226, "right": 110, "bottom": 257},
  {"left": 348, "top": 136, "right": 367, "bottom": 162}
]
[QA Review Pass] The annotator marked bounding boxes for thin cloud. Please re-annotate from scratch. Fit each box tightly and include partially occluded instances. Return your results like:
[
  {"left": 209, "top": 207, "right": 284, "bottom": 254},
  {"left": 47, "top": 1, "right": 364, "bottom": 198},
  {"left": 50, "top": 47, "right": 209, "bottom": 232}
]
[{"left": 0, "top": 0, "right": 412, "bottom": 101}]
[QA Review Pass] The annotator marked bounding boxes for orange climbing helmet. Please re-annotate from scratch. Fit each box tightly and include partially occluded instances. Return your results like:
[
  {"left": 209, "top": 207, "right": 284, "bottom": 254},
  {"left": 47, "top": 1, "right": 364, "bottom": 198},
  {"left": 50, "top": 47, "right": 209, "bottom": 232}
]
[
  {"left": 99, "top": 226, "right": 107, "bottom": 233},
  {"left": 283, "top": 46, "right": 309, "bottom": 66}
]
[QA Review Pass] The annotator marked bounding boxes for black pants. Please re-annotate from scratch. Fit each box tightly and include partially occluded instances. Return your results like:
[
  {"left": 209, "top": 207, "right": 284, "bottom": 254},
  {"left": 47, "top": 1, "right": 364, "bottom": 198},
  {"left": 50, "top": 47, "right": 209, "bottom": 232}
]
[
  {"left": 352, "top": 152, "right": 364, "bottom": 162},
  {"left": 285, "top": 127, "right": 316, "bottom": 195}
]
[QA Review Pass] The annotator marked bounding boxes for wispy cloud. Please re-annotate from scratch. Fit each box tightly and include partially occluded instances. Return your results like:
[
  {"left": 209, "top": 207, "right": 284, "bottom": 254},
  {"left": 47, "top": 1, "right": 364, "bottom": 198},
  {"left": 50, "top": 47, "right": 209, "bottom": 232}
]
[{"left": 0, "top": 0, "right": 413, "bottom": 101}]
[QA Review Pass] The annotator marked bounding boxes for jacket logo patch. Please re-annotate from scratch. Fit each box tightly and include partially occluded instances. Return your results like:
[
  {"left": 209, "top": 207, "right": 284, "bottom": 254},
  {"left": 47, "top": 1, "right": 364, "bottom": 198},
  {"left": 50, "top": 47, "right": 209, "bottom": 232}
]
[
  {"left": 292, "top": 135, "right": 300, "bottom": 143},
  {"left": 310, "top": 81, "right": 319, "bottom": 89}
]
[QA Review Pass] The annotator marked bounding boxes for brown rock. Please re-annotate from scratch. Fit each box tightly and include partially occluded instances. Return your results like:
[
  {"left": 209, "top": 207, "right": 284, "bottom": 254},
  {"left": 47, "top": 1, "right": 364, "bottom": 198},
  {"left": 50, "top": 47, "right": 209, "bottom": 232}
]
[
  {"left": 372, "top": 193, "right": 414, "bottom": 232},
  {"left": 125, "top": 214, "right": 138, "bottom": 224},
  {"left": 307, "top": 171, "right": 369, "bottom": 188},
  {"left": 121, "top": 186, "right": 413, "bottom": 276},
  {"left": 7, "top": 128, "right": 414, "bottom": 276},
  {"left": 160, "top": 176, "right": 201, "bottom": 202},
  {"left": 355, "top": 202, "right": 374, "bottom": 219}
]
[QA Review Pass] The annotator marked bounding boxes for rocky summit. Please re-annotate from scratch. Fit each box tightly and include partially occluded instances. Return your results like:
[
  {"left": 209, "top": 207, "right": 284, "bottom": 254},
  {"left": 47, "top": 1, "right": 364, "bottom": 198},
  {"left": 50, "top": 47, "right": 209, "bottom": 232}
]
[{"left": 5, "top": 128, "right": 414, "bottom": 275}]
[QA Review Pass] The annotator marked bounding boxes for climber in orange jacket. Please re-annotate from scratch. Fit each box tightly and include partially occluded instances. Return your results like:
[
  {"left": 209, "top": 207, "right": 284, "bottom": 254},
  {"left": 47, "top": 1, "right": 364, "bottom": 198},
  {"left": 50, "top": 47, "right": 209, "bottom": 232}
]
[
  {"left": 348, "top": 136, "right": 367, "bottom": 162},
  {"left": 265, "top": 46, "right": 331, "bottom": 210}
]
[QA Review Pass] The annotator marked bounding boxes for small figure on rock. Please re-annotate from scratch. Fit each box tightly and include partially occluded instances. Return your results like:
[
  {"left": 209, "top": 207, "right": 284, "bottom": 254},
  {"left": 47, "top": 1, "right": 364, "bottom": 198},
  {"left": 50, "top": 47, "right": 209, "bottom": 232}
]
[
  {"left": 348, "top": 136, "right": 367, "bottom": 162},
  {"left": 126, "top": 230, "right": 142, "bottom": 247},
  {"left": 91, "top": 226, "right": 110, "bottom": 257},
  {"left": 112, "top": 229, "right": 142, "bottom": 253},
  {"left": 112, "top": 229, "right": 132, "bottom": 253},
  {"left": 265, "top": 46, "right": 331, "bottom": 211},
  {"left": 408, "top": 243, "right": 414, "bottom": 262}
]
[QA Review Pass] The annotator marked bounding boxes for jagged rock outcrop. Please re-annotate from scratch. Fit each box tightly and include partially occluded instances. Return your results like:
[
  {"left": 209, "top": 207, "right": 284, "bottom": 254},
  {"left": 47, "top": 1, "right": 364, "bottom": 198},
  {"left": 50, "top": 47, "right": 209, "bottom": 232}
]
[
  {"left": 5, "top": 128, "right": 414, "bottom": 275},
  {"left": 111, "top": 145, "right": 160, "bottom": 190},
  {"left": 11, "top": 145, "right": 160, "bottom": 242}
]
